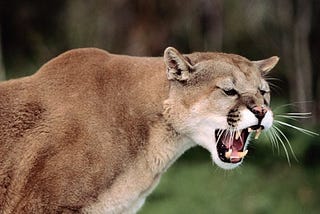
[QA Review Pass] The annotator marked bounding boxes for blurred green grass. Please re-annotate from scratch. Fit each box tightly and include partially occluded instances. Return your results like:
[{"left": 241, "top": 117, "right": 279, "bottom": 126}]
[{"left": 140, "top": 131, "right": 320, "bottom": 214}]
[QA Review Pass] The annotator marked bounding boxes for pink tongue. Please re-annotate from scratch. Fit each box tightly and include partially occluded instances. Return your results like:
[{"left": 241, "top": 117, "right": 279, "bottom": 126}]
[
  {"left": 231, "top": 147, "right": 239, "bottom": 156},
  {"left": 230, "top": 140, "right": 243, "bottom": 163},
  {"left": 233, "top": 139, "right": 243, "bottom": 150},
  {"left": 223, "top": 132, "right": 244, "bottom": 150}
]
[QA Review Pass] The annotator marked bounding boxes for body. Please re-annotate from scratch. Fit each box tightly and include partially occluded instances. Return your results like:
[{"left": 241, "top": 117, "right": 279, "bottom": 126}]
[{"left": 0, "top": 48, "right": 278, "bottom": 213}]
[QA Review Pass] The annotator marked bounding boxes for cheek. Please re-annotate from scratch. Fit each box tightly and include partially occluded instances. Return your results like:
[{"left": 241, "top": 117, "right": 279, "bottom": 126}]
[
  {"left": 238, "top": 108, "right": 259, "bottom": 129},
  {"left": 207, "top": 93, "right": 237, "bottom": 114}
]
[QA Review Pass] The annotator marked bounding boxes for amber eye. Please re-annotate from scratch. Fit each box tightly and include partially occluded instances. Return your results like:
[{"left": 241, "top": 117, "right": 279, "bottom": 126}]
[{"left": 223, "top": 89, "right": 238, "bottom": 96}]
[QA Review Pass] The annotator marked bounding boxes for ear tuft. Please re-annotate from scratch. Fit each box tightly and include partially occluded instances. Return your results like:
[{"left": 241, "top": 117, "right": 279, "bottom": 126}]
[
  {"left": 164, "top": 47, "right": 193, "bottom": 81},
  {"left": 253, "top": 56, "right": 279, "bottom": 75}
]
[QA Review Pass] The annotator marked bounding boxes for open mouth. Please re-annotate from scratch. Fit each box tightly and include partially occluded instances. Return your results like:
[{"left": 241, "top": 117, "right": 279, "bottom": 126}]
[{"left": 215, "top": 125, "right": 264, "bottom": 163}]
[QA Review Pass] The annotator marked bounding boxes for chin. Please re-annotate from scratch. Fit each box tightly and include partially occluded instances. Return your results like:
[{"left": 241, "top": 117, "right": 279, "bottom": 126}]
[{"left": 212, "top": 154, "right": 243, "bottom": 170}]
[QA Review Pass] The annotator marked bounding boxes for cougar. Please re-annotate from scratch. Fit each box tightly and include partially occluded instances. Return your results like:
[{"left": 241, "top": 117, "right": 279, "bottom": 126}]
[{"left": 0, "top": 47, "right": 279, "bottom": 213}]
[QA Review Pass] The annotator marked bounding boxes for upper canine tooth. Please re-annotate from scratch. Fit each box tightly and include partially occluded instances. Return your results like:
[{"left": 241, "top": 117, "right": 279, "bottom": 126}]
[
  {"left": 254, "top": 127, "right": 262, "bottom": 139},
  {"left": 225, "top": 149, "right": 232, "bottom": 159},
  {"left": 238, "top": 150, "right": 248, "bottom": 158},
  {"left": 235, "top": 130, "right": 241, "bottom": 140}
]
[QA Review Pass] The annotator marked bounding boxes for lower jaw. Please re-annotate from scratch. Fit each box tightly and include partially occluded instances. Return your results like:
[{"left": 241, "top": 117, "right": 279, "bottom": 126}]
[
  {"left": 215, "top": 126, "right": 264, "bottom": 164},
  {"left": 213, "top": 156, "right": 243, "bottom": 170}
]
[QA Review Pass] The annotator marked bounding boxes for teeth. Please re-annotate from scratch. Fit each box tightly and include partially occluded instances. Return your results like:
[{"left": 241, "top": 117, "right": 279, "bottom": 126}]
[
  {"left": 225, "top": 149, "right": 248, "bottom": 159},
  {"left": 248, "top": 127, "right": 253, "bottom": 133},
  {"left": 235, "top": 130, "right": 241, "bottom": 140},
  {"left": 238, "top": 150, "right": 248, "bottom": 158},
  {"left": 225, "top": 149, "right": 232, "bottom": 159},
  {"left": 254, "top": 127, "right": 262, "bottom": 139}
]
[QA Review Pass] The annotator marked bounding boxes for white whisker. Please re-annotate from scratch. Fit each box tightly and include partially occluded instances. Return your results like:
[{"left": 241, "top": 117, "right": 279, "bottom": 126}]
[
  {"left": 275, "top": 115, "right": 310, "bottom": 120},
  {"left": 229, "top": 129, "right": 234, "bottom": 146},
  {"left": 273, "top": 101, "right": 313, "bottom": 112},
  {"left": 273, "top": 125, "right": 298, "bottom": 162},
  {"left": 238, "top": 128, "right": 244, "bottom": 143},
  {"left": 285, "top": 112, "right": 312, "bottom": 115},
  {"left": 216, "top": 129, "right": 224, "bottom": 143},
  {"left": 274, "top": 120, "right": 319, "bottom": 136},
  {"left": 266, "top": 128, "right": 276, "bottom": 153},
  {"left": 268, "top": 82, "right": 282, "bottom": 92},
  {"left": 264, "top": 130, "right": 275, "bottom": 153},
  {"left": 269, "top": 127, "right": 280, "bottom": 155},
  {"left": 272, "top": 126, "right": 291, "bottom": 165}
]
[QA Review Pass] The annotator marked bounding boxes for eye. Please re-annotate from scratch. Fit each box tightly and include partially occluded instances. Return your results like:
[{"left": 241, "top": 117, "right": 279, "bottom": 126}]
[
  {"left": 223, "top": 89, "right": 238, "bottom": 96},
  {"left": 259, "top": 89, "right": 267, "bottom": 96}
]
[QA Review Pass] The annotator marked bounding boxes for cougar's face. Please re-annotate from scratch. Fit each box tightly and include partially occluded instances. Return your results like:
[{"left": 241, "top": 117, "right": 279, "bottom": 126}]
[{"left": 163, "top": 47, "right": 279, "bottom": 170}]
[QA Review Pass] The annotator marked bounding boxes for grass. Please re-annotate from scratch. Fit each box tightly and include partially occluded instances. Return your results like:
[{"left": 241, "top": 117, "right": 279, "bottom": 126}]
[{"left": 140, "top": 134, "right": 320, "bottom": 214}]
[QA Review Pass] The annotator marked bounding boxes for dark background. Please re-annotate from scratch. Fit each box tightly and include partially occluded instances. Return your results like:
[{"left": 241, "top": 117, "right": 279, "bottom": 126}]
[{"left": 0, "top": 0, "right": 319, "bottom": 213}]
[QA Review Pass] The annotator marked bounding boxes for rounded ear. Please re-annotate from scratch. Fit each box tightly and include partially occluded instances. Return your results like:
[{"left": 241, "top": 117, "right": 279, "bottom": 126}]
[
  {"left": 164, "top": 47, "right": 193, "bottom": 81},
  {"left": 253, "top": 56, "right": 279, "bottom": 75}
]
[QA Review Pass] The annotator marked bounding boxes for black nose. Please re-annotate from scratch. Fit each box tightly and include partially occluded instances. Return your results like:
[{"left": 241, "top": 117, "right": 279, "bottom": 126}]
[{"left": 251, "top": 105, "right": 267, "bottom": 120}]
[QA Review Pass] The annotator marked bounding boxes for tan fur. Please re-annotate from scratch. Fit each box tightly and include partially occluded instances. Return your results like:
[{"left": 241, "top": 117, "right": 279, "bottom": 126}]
[{"left": 0, "top": 47, "right": 278, "bottom": 213}]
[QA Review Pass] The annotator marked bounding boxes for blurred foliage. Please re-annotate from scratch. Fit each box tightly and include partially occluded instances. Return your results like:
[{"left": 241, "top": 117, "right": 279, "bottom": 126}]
[{"left": 0, "top": 0, "right": 319, "bottom": 213}]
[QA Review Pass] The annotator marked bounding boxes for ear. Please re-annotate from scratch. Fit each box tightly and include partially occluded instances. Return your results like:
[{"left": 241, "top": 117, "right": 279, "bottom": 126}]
[
  {"left": 164, "top": 47, "right": 193, "bottom": 81},
  {"left": 253, "top": 56, "right": 279, "bottom": 75}
]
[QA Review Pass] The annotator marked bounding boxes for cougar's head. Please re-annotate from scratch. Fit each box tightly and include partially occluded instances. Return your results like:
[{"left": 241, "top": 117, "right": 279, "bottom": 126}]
[{"left": 163, "top": 47, "right": 279, "bottom": 170}]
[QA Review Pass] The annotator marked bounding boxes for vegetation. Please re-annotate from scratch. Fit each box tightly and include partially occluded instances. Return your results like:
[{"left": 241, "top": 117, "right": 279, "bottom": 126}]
[{"left": 141, "top": 148, "right": 320, "bottom": 214}]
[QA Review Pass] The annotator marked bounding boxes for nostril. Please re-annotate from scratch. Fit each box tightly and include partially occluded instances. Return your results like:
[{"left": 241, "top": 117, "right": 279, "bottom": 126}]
[{"left": 251, "top": 106, "right": 267, "bottom": 119}]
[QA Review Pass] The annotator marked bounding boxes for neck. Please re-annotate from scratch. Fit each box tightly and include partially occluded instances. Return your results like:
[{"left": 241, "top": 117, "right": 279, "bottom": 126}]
[{"left": 144, "top": 119, "right": 195, "bottom": 175}]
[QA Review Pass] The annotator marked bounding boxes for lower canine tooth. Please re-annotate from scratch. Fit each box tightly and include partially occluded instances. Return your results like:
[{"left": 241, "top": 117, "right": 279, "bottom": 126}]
[
  {"left": 225, "top": 149, "right": 232, "bottom": 159},
  {"left": 238, "top": 150, "right": 248, "bottom": 158}
]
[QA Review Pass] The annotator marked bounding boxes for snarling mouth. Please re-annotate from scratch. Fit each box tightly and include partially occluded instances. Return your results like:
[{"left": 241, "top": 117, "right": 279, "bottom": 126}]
[{"left": 215, "top": 125, "right": 264, "bottom": 163}]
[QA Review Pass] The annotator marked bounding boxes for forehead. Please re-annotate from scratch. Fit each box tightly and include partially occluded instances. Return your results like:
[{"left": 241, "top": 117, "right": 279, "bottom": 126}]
[
  {"left": 190, "top": 52, "right": 268, "bottom": 91},
  {"left": 208, "top": 60, "right": 262, "bottom": 90}
]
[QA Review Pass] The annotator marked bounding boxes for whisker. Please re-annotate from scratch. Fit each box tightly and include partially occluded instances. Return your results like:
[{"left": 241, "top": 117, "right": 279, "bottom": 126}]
[
  {"left": 274, "top": 120, "right": 319, "bottom": 136},
  {"left": 238, "top": 128, "right": 244, "bottom": 143},
  {"left": 275, "top": 115, "right": 310, "bottom": 120},
  {"left": 273, "top": 125, "right": 298, "bottom": 162},
  {"left": 268, "top": 129, "right": 277, "bottom": 151},
  {"left": 216, "top": 129, "right": 224, "bottom": 143},
  {"left": 268, "top": 127, "right": 280, "bottom": 155},
  {"left": 274, "top": 112, "right": 312, "bottom": 121},
  {"left": 229, "top": 129, "right": 234, "bottom": 146},
  {"left": 276, "top": 115, "right": 311, "bottom": 118},
  {"left": 273, "top": 101, "right": 313, "bottom": 112},
  {"left": 285, "top": 112, "right": 312, "bottom": 115},
  {"left": 268, "top": 82, "right": 282, "bottom": 92},
  {"left": 271, "top": 126, "right": 291, "bottom": 165},
  {"left": 264, "top": 77, "right": 282, "bottom": 81},
  {"left": 217, "top": 129, "right": 223, "bottom": 137},
  {"left": 264, "top": 130, "right": 275, "bottom": 153}
]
